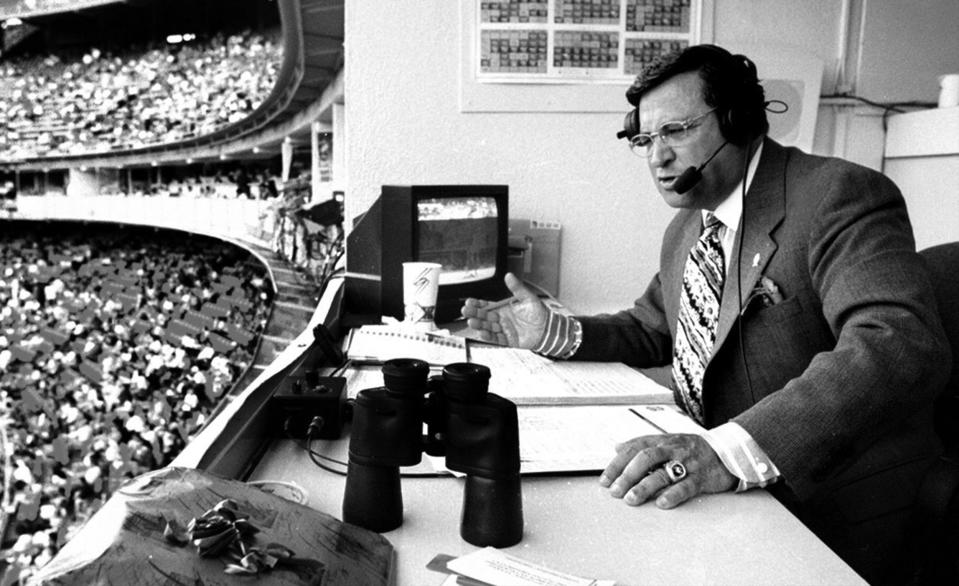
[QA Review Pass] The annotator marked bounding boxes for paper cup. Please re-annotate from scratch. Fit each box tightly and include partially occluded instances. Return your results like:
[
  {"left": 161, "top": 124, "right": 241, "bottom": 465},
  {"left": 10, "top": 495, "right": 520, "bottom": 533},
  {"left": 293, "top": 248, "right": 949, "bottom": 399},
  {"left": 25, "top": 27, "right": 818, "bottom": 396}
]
[
  {"left": 939, "top": 73, "right": 959, "bottom": 108},
  {"left": 402, "top": 262, "right": 441, "bottom": 329}
]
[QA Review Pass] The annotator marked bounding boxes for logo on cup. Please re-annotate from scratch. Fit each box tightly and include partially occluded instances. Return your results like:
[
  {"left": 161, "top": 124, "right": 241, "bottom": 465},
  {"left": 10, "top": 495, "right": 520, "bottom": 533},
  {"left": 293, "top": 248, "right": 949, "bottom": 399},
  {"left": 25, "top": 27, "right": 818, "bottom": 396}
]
[{"left": 402, "top": 262, "right": 441, "bottom": 328}]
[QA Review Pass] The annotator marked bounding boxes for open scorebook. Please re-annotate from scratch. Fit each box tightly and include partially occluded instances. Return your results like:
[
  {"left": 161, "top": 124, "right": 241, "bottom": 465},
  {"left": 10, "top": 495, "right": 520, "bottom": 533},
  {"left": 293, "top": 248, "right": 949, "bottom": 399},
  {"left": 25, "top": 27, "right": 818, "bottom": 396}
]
[
  {"left": 314, "top": 395, "right": 702, "bottom": 475},
  {"left": 468, "top": 344, "right": 674, "bottom": 406},
  {"left": 339, "top": 333, "right": 699, "bottom": 474},
  {"left": 343, "top": 327, "right": 673, "bottom": 406}
]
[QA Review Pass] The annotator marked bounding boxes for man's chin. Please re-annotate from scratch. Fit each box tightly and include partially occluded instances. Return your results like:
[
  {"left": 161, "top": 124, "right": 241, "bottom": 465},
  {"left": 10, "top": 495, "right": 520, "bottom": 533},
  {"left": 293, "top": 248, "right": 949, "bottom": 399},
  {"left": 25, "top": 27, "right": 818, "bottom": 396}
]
[{"left": 657, "top": 187, "right": 698, "bottom": 209}]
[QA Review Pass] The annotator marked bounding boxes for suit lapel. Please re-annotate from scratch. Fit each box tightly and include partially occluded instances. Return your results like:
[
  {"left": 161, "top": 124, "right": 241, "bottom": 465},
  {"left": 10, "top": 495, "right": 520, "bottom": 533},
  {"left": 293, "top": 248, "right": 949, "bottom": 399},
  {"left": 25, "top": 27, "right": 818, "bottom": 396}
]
[{"left": 712, "top": 139, "right": 787, "bottom": 354}]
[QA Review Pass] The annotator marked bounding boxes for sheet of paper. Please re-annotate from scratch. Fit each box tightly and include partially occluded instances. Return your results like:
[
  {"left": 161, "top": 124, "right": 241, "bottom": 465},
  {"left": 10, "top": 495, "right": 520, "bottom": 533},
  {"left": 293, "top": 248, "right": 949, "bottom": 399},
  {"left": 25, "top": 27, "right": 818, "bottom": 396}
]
[
  {"left": 469, "top": 345, "right": 673, "bottom": 406},
  {"left": 632, "top": 404, "right": 706, "bottom": 434},
  {"left": 517, "top": 405, "right": 662, "bottom": 474},
  {"left": 343, "top": 365, "right": 384, "bottom": 399},
  {"left": 445, "top": 547, "right": 615, "bottom": 586},
  {"left": 424, "top": 405, "right": 663, "bottom": 475}
]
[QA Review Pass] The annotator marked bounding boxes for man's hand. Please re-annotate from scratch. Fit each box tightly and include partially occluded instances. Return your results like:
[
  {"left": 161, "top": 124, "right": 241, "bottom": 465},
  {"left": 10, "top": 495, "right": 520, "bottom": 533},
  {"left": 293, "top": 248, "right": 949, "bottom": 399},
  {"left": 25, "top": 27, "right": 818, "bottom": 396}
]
[
  {"left": 599, "top": 433, "right": 736, "bottom": 508},
  {"left": 461, "top": 272, "right": 549, "bottom": 349}
]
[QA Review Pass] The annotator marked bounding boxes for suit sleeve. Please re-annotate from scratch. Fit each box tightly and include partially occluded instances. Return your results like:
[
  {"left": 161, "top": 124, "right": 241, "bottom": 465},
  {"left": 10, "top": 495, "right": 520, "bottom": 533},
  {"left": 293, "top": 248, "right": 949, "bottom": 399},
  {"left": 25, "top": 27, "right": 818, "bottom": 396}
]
[
  {"left": 573, "top": 271, "right": 674, "bottom": 368},
  {"left": 734, "top": 162, "right": 951, "bottom": 500}
]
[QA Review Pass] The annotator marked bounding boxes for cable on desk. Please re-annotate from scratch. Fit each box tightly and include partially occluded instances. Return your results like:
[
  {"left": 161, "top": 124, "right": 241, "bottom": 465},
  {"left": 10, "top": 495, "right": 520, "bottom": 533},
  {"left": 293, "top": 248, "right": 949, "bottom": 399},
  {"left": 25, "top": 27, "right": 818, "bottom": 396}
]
[
  {"left": 328, "top": 359, "right": 353, "bottom": 378},
  {"left": 296, "top": 415, "right": 458, "bottom": 479},
  {"left": 305, "top": 440, "right": 350, "bottom": 476},
  {"left": 303, "top": 416, "right": 350, "bottom": 475}
]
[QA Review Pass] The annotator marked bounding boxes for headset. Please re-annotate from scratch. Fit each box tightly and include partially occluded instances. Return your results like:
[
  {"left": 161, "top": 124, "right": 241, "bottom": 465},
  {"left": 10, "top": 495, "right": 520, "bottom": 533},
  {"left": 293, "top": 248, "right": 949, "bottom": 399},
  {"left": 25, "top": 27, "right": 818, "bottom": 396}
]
[{"left": 617, "top": 44, "right": 768, "bottom": 148}]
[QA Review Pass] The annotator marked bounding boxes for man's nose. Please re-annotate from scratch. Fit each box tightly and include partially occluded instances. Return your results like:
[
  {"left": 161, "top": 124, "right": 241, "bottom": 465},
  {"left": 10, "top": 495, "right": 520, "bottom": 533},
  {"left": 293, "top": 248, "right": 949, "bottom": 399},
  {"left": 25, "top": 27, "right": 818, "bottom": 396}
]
[{"left": 648, "top": 139, "right": 674, "bottom": 167}]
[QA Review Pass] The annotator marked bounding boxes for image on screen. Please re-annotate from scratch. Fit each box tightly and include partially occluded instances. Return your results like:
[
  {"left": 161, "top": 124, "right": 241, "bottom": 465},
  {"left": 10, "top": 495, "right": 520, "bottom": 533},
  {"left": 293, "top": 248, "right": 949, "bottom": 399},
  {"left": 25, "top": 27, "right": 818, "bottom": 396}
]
[{"left": 417, "top": 196, "right": 498, "bottom": 285}]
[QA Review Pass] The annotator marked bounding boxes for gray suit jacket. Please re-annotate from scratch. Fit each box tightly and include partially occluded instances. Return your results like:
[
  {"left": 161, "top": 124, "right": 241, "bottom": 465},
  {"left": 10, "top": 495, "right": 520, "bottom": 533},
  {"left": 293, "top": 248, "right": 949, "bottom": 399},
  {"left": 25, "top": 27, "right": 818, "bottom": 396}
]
[{"left": 574, "top": 138, "right": 950, "bottom": 517}]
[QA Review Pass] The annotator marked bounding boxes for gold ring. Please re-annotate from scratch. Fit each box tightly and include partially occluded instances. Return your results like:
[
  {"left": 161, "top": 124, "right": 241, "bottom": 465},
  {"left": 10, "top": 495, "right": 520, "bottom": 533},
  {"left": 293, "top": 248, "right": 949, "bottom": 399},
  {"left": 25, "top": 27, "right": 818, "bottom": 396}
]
[{"left": 664, "top": 460, "right": 687, "bottom": 483}]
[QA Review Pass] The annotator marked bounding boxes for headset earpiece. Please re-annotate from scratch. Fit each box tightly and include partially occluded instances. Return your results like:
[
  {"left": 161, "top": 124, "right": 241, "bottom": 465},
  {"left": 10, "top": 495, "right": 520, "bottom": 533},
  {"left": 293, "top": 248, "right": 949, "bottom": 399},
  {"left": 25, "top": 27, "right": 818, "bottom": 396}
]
[
  {"left": 618, "top": 108, "right": 640, "bottom": 141},
  {"left": 728, "top": 54, "right": 765, "bottom": 145},
  {"left": 720, "top": 108, "right": 736, "bottom": 142},
  {"left": 713, "top": 54, "right": 764, "bottom": 145}
]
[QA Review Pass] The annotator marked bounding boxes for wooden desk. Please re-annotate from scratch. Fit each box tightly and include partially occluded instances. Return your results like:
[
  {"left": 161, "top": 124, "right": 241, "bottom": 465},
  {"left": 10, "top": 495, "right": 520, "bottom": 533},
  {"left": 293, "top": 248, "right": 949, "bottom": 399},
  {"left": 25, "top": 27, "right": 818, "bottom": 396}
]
[{"left": 250, "top": 437, "right": 867, "bottom": 586}]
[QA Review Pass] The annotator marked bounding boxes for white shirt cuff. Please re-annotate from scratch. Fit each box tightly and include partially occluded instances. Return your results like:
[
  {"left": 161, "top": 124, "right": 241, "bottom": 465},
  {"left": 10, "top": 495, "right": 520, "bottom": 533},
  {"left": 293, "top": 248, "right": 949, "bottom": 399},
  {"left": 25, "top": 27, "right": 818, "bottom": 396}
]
[{"left": 702, "top": 421, "right": 780, "bottom": 491}]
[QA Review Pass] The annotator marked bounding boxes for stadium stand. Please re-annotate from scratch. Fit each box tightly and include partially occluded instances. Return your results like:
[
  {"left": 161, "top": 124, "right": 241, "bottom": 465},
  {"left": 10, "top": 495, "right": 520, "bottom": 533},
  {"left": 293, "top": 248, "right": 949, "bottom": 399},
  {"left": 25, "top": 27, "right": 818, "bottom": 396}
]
[
  {"left": 0, "top": 0, "right": 344, "bottom": 582},
  {"left": 0, "top": 30, "right": 281, "bottom": 160},
  {"left": 0, "top": 221, "right": 276, "bottom": 583}
]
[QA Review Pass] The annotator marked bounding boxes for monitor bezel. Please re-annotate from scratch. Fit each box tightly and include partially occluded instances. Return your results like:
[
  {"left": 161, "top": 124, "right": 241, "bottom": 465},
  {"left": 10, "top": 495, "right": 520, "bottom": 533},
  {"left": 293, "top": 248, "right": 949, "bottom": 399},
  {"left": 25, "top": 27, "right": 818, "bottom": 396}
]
[{"left": 381, "top": 184, "right": 509, "bottom": 324}]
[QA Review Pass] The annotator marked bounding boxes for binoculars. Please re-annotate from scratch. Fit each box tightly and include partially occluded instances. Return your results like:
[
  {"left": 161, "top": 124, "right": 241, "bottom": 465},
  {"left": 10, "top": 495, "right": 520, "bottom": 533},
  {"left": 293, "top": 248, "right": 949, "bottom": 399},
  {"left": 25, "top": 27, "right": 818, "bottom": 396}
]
[{"left": 342, "top": 358, "right": 523, "bottom": 547}]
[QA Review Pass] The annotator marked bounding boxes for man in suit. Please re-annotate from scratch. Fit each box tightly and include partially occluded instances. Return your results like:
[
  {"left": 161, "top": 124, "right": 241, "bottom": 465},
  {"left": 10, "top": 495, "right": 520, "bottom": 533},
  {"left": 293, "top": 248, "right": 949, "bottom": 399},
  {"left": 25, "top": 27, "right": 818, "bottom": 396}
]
[{"left": 462, "top": 44, "right": 950, "bottom": 584}]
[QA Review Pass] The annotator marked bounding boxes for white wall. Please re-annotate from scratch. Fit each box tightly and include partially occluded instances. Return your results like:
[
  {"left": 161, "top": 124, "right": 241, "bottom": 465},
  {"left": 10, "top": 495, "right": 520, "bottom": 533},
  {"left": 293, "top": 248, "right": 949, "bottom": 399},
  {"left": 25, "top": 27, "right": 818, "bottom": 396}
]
[{"left": 344, "top": 0, "right": 959, "bottom": 315}]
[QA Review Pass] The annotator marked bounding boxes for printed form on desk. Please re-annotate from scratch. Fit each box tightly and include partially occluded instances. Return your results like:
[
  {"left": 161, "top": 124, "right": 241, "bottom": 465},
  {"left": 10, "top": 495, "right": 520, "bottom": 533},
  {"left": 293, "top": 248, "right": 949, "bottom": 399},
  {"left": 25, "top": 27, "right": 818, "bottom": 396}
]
[
  {"left": 517, "top": 405, "right": 659, "bottom": 474},
  {"left": 468, "top": 345, "right": 674, "bottom": 406},
  {"left": 515, "top": 403, "right": 705, "bottom": 473}
]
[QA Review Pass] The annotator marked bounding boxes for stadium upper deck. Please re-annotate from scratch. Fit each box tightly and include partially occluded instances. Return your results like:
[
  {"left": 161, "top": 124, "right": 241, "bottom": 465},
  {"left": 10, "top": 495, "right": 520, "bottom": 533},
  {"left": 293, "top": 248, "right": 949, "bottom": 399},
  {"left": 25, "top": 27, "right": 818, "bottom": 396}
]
[
  {"left": 0, "top": 0, "right": 124, "bottom": 20},
  {"left": 0, "top": 0, "right": 343, "bottom": 172}
]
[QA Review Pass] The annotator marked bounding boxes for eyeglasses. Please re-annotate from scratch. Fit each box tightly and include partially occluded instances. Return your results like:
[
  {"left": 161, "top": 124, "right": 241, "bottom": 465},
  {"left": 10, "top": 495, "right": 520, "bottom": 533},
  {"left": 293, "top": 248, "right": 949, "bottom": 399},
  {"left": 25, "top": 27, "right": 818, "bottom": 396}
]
[{"left": 628, "top": 108, "right": 717, "bottom": 157}]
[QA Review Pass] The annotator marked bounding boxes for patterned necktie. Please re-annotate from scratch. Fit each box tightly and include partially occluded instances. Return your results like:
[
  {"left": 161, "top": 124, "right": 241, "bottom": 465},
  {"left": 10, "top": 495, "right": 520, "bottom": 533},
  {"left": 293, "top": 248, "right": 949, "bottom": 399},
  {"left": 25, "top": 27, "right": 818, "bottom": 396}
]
[{"left": 672, "top": 213, "right": 725, "bottom": 424}]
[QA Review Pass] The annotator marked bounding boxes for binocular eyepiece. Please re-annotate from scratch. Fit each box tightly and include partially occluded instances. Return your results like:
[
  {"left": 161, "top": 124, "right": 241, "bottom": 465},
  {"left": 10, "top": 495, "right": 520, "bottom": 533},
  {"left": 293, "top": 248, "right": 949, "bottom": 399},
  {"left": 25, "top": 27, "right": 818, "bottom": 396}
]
[{"left": 342, "top": 358, "right": 523, "bottom": 547}]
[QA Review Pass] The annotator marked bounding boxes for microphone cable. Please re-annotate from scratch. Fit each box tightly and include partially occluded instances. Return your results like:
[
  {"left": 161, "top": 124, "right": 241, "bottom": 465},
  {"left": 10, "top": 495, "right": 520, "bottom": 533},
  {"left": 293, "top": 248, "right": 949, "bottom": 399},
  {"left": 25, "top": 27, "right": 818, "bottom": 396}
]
[
  {"left": 734, "top": 101, "right": 786, "bottom": 398},
  {"left": 736, "top": 141, "right": 756, "bottom": 398}
]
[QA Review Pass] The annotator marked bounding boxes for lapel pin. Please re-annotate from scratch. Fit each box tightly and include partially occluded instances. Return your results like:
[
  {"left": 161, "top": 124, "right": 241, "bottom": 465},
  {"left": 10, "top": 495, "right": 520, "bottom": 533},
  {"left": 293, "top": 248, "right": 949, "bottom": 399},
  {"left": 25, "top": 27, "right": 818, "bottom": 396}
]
[{"left": 751, "top": 253, "right": 761, "bottom": 267}]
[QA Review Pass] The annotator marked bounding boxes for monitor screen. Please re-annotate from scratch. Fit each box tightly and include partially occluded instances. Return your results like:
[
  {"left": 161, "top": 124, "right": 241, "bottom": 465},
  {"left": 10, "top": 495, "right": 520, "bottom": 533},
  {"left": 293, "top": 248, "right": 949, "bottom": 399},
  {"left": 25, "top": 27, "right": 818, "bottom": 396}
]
[
  {"left": 416, "top": 196, "right": 498, "bottom": 285},
  {"left": 344, "top": 184, "right": 509, "bottom": 325}
]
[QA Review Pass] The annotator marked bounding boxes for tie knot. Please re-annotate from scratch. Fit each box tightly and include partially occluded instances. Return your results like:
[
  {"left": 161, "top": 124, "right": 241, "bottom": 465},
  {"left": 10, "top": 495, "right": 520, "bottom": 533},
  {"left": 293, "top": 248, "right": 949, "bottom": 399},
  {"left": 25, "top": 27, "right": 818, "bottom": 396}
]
[{"left": 703, "top": 213, "right": 722, "bottom": 234}]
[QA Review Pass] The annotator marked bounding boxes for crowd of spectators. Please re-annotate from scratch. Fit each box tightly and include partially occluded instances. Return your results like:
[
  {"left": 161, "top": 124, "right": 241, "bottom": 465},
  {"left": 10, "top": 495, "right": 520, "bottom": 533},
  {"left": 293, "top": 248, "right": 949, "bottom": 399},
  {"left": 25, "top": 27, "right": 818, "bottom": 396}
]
[
  {"left": 9, "top": 165, "right": 285, "bottom": 200},
  {"left": 152, "top": 168, "right": 280, "bottom": 200},
  {"left": 0, "top": 221, "right": 274, "bottom": 584},
  {"left": 85, "top": 167, "right": 283, "bottom": 200},
  {"left": 0, "top": 28, "right": 281, "bottom": 161}
]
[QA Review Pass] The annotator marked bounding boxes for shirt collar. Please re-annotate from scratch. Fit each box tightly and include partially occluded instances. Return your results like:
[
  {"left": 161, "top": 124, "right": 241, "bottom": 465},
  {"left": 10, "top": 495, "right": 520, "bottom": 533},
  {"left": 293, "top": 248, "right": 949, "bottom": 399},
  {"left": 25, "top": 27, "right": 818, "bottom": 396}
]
[{"left": 703, "top": 140, "right": 764, "bottom": 231}]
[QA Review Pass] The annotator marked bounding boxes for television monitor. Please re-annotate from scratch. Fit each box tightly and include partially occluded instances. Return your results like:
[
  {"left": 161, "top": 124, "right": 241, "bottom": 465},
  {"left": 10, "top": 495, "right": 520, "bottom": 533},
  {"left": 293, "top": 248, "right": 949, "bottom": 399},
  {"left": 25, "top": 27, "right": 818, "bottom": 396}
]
[{"left": 344, "top": 185, "right": 510, "bottom": 325}]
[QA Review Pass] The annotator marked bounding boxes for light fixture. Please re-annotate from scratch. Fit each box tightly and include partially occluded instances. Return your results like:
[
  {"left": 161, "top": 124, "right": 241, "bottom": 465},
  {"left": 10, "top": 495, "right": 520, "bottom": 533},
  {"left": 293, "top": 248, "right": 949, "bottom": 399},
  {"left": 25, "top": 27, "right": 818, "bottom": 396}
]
[{"left": 165, "top": 33, "right": 196, "bottom": 45}]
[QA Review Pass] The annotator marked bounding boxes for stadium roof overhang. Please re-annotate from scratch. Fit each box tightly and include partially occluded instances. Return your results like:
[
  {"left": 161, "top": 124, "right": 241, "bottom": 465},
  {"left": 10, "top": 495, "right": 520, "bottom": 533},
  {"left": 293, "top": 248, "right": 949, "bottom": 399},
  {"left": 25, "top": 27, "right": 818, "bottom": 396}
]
[{"left": 1, "top": 0, "right": 344, "bottom": 171}]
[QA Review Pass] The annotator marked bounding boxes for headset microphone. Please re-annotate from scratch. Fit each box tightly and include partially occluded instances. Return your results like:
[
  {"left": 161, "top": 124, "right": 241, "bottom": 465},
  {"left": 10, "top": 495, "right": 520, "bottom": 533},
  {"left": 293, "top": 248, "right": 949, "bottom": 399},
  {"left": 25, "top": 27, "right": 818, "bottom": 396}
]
[{"left": 672, "top": 141, "right": 730, "bottom": 194}]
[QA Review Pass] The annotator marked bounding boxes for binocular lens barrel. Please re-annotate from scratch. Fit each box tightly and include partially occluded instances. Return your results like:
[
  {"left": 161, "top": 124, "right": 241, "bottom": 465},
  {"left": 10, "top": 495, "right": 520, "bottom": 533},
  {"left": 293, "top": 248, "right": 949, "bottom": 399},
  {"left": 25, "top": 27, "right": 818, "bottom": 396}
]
[
  {"left": 342, "top": 460, "right": 403, "bottom": 532},
  {"left": 349, "top": 389, "right": 423, "bottom": 465},
  {"left": 442, "top": 362, "right": 491, "bottom": 403},
  {"left": 382, "top": 358, "right": 430, "bottom": 395},
  {"left": 461, "top": 474, "right": 523, "bottom": 548}
]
